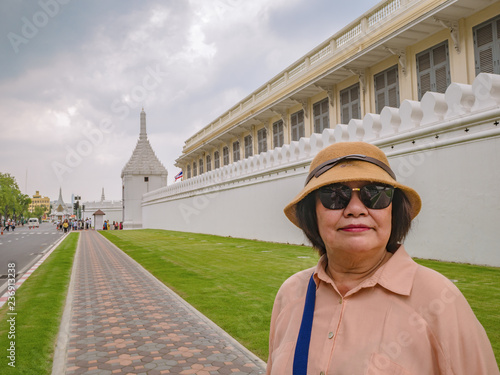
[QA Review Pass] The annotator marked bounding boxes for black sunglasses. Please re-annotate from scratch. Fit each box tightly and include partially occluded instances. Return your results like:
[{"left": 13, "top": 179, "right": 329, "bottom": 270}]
[{"left": 318, "top": 183, "right": 395, "bottom": 210}]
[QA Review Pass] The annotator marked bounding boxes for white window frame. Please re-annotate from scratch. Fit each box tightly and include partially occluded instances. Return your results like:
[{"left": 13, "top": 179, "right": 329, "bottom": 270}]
[
  {"left": 214, "top": 151, "right": 220, "bottom": 169},
  {"left": 374, "top": 65, "right": 400, "bottom": 114},
  {"left": 273, "top": 120, "right": 284, "bottom": 148},
  {"left": 340, "top": 83, "right": 361, "bottom": 124},
  {"left": 244, "top": 135, "right": 253, "bottom": 158},
  {"left": 257, "top": 128, "right": 267, "bottom": 154},
  {"left": 313, "top": 98, "right": 329, "bottom": 134},
  {"left": 223, "top": 147, "right": 229, "bottom": 166},
  {"left": 416, "top": 41, "right": 451, "bottom": 100},
  {"left": 290, "top": 110, "right": 305, "bottom": 142},
  {"left": 232, "top": 141, "right": 240, "bottom": 162},
  {"left": 473, "top": 15, "right": 500, "bottom": 75}
]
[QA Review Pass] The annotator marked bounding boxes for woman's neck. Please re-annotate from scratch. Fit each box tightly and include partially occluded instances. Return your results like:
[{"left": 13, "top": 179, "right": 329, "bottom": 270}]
[{"left": 326, "top": 250, "right": 391, "bottom": 296}]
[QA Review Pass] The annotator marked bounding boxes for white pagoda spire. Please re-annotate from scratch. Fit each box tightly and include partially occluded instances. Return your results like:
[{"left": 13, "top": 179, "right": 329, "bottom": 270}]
[
  {"left": 140, "top": 108, "right": 147, "bottom": 140},
  {"left": 101, "top": 187, "right": 105, "bottom": 202},
  {"left": 121, "top": 109, "right": 168, "bottom": 178}
]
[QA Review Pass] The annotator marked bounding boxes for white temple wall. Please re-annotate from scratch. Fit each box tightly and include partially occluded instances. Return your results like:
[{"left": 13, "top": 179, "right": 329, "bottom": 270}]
[
  {"left": 142, "top": 74, "right": 500, "bottom": 266},
  {"left": 82, "top": 203, "right": 123, "bottom": 226},
  {"left": 388, "top": 138, "right": 500, "bottom": 266},
  {"left": 143, "top": 171, "right": 309, "bottom": 245}
]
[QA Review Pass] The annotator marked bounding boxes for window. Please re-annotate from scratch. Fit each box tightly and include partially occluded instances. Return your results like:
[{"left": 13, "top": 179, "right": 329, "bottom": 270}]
[
  {"left": 233, "top": 141, "right": 240, "bottom": 162},
  {"left": 199, "top": 158, "right": 204, "bottom": 174},
  {"left": 416, "top": 41, "right": 451, "bottom": 99},
  {"left": 144, "top": 177, "right": 149, "bottom": 182},
  {"left": 187, "top": 165, "right": 191, "bottom": 179},
  {"left": 291, "top": 110, "right": 305, "bottom": 141},
  {"left": 244, "top": 135, "right": 253, "bottom": 158},
  {"left": 313, "top": 98, "right": 329, "bottom": 133},
  {"left": 206, "top": 155, "right": 211, "bottom": 172},
  {"left": 193, "top": 161, "right": 197, "bottom": 177},
  {"left": 374, "top": 65, "right": 400, "bottom": 113},
  {"left": 273, "top": 120, "right": 284, "bottom": 148},
  {"left": 340, "top": 83, "right": 361, "bottom": 124},
  {"left": 257, "top": 128, "right": 267, "bottom": 153},
  {"left": 214, "top": 151, "right": 220, "bottom": 169},
  {"left": 474, "top": 15, "right": 500, "bottom": 75},
  {"left": 223, "top": 146, "right": 229, "bottom": 166}
]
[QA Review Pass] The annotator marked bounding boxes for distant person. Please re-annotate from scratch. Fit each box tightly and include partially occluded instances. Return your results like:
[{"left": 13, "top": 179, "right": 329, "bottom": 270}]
[
  {"left": 267, "top": 142, "right": 499, "bottom": 374},
  {"left": 62, "top": 219, "right": 69, "bottom": 233},
  {"left": 119, "top": 222, "right": 123, "bottom": 230}
]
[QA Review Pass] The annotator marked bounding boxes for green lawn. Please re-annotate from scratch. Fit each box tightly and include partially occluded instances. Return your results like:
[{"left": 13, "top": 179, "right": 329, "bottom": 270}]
[
  {"left": 101, "top": 229, "right": 500, "bottom": 363},
  {"left": 0, "top": 232, "right": 79, "bottom": 375}
]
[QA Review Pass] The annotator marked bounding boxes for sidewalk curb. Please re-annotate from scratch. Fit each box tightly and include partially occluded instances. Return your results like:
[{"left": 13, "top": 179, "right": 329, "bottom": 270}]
[{"left": 51, "top": 232, "right": 81, "bottom": 375}]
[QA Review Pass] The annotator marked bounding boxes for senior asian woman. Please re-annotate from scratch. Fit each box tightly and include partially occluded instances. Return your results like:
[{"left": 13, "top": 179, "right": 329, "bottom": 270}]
[{"left": 267, "top": 142, "right": 499, "bottom": 375}]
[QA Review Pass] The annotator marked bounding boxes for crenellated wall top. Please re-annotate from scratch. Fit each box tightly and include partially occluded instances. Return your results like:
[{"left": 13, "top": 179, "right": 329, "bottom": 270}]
[{"left": 145, "top": 73, "right": 500, "bottom": 204}]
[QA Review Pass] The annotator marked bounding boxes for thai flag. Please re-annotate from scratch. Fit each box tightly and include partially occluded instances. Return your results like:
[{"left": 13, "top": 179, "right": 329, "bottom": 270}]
[{"left": 174, "top": 170, "right": 183, "bottom": 181}]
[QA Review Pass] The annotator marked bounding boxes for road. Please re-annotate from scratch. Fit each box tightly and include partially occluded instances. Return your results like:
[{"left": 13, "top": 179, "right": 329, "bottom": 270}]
[{"left": 0, "top": 222, "right": 66, "bottom": 296}]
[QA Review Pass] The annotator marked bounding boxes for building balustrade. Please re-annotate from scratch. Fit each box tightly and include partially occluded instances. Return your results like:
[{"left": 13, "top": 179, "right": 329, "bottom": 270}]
[{"left": 181, "top": 0, "right": 417, "bottom": 152}]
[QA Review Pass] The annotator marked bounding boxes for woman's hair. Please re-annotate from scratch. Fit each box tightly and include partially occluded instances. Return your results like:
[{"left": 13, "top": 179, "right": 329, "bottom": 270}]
[{"left": 296, "top": 188, "right": 413, "bottom": 255}]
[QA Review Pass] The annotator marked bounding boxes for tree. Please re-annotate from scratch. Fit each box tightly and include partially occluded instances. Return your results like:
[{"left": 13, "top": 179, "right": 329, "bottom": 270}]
[
  {"left": 32, "top": 205, "right": 46, "bottom": 222},
  {"left": 0, "top": 173, "right": 21, "bottom": 223},
  {"left": 0, "top": 173, "right": 35, "bottom": 224},
  {"left": 19, "top": 194, "right": 32, "bottom": 221}
]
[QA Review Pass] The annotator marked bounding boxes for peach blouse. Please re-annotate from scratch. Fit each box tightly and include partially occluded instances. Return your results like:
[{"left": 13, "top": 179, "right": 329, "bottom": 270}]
[{"left": 267, "top": 247, "right": 499, "bottom": 375}]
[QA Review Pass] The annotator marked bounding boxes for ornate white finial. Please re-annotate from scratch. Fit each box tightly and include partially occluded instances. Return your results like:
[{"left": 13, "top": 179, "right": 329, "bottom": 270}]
[{"left": 140, "top": 109, "right": 147, "bottom": 140}]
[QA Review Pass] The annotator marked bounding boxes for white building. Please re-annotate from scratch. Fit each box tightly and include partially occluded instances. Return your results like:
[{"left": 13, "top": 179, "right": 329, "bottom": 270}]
[
  {"left": 81, "top": 188, "right": 123, "bottom": 227},
  {"left": 121, "top": 109, "right": 168, "bottom": 229}
]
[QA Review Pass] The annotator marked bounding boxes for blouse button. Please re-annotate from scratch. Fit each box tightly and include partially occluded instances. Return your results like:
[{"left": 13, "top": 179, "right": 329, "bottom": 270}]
[
  {"left": 328, "top": 331, "right": 334, "bottom": 339},
  {"left": 320, "top": 372, "right": 325, "bottom": 375}
]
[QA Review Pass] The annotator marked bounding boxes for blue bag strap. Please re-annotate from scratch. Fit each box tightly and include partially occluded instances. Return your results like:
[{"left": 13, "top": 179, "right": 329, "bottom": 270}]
[{"left": 293, "top": 273, "right": 316, "bottom": 375}]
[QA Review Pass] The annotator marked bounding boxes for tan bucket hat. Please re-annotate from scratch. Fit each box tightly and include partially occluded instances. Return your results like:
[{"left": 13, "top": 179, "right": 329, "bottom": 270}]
[{"left": 284, "top": 141, "right": 421, "bottom": 227}]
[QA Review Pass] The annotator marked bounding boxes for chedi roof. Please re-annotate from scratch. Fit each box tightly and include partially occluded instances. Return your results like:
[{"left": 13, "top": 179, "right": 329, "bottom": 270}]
[{"left": 121, "top": 109, "right": 168, "bottom": 178}]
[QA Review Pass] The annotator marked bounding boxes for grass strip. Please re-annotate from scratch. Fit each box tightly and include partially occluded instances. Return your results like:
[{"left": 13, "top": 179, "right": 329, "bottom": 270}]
[
  {"left": 0, "top": 232, "right": 79, "bottom": 375},
  {"left": 101, "top": 229, "right": 499, "bottom": 364}
]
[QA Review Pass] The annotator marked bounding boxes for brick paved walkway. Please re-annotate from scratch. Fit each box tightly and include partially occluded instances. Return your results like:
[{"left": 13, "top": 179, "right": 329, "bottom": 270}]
[{"left": 54, "top": 230, "right": 266, "bottom": 374}]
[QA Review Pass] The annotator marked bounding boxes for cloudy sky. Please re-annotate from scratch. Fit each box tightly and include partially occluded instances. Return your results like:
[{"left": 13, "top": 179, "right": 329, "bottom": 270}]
[{"left": 0, "top": 0, "right": 380, "bottom": 203}]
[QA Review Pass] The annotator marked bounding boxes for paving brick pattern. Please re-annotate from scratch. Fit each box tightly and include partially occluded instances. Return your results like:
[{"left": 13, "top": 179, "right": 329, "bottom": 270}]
[{"left": 62, "top": 230, "right": 266, "bottom": 374}]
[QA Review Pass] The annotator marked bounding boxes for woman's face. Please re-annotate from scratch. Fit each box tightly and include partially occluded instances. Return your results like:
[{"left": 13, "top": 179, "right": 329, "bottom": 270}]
[{"left": 315, "top": 181, "right": 392, "bottom": 259}]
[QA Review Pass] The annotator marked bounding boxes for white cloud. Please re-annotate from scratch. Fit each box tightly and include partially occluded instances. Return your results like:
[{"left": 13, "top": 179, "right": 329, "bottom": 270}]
[{"left": 0, "top": 0, "right": 382, "bottom": 202}]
